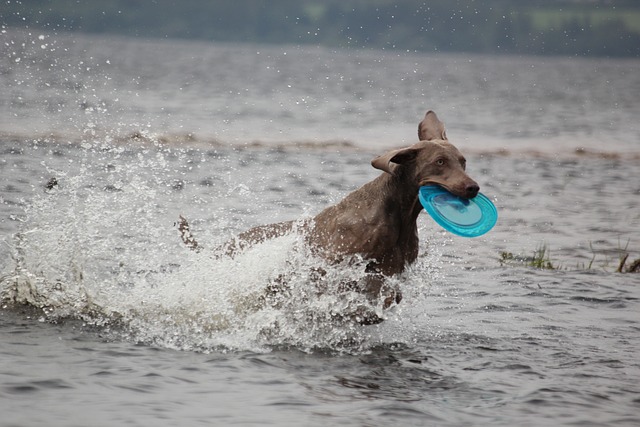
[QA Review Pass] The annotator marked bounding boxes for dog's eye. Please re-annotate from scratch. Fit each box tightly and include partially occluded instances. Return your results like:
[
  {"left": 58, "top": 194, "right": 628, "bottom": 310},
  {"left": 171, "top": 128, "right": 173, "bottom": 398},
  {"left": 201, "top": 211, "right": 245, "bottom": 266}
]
[{"left": 435, "top": 158, "right": 445, "bottom": 166}]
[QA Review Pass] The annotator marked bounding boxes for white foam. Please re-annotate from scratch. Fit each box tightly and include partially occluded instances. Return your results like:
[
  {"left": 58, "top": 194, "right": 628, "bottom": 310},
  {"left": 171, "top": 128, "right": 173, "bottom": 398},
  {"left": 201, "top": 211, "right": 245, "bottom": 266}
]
[{"left": 1, "top": 145, "right": 445, "bottom": 353}]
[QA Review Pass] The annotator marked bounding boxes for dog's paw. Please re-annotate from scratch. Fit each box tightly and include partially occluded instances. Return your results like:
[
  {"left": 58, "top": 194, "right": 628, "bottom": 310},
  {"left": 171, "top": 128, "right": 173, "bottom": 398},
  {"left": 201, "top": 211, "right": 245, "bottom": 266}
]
[{"left": 352, "top": 306, "right": 385, "bottom": 325}]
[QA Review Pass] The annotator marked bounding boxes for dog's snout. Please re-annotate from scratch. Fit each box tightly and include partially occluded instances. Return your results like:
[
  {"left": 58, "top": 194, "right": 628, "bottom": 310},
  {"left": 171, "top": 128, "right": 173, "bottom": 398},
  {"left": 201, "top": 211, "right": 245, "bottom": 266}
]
[{"left": 465, "top": 183, "right": 480, "bottom": 199}]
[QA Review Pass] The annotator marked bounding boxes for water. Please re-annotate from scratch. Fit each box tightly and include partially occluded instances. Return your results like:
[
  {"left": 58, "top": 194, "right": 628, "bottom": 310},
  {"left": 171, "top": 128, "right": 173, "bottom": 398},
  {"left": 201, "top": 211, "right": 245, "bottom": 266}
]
[{"left": 1, "top": 28, "right": 640, "bottom": 426}]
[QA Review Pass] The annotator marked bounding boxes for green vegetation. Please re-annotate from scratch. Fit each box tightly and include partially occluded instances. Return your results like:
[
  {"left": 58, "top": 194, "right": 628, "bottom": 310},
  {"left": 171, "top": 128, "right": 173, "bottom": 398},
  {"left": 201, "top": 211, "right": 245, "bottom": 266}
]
[
  {"left": 530, "top": 8, "right": 640, "bottom": 33},
  {"left": 500, "top": 241, "right": 640, "bottom": 273},
  {"left": 2, "top": 0, "right": 639, "bottom": 57},
  {"left": 500, "top": 243, "right": 557, "bottom": 270},
  {"left": 530, "top": 244, "right": 557, "bottom": 270}
]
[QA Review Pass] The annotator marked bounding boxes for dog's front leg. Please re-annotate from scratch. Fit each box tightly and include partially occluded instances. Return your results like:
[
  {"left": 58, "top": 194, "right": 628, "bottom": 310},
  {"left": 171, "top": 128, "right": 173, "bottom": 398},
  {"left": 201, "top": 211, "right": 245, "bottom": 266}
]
[
  {"left": 177, "top": 215, "right": 200, "bottom": 252},
  {"left": 360, "top": 272, "right": 402, "bottom": 309}
]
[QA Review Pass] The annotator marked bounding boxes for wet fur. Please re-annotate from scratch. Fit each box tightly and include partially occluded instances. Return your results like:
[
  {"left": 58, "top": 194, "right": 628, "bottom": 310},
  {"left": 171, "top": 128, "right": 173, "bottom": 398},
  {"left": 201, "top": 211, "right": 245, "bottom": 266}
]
[{"left": 178, "top": 111, "right": 479, "bottom": 323}]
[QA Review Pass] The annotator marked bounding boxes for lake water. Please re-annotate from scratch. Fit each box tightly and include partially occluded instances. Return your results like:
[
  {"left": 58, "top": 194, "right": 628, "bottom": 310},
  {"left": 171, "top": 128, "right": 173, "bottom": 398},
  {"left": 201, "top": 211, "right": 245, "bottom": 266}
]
[{"left": 1, "top": 29, "right": 640, "bottom": 426}]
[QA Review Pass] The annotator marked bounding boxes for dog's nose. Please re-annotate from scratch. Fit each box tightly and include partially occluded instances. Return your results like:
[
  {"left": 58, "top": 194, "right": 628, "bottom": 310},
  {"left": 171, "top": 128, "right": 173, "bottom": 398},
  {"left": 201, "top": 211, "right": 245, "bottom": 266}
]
[{"left": 465, "top": 183, "right": 480, "bottom": 199}]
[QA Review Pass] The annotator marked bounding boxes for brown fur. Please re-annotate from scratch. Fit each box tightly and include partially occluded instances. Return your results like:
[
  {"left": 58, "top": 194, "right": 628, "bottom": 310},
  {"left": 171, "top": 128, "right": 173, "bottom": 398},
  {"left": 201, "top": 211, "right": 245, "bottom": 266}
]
[{"left": 178, "top": 111, "right": 479, "bottom": 319}]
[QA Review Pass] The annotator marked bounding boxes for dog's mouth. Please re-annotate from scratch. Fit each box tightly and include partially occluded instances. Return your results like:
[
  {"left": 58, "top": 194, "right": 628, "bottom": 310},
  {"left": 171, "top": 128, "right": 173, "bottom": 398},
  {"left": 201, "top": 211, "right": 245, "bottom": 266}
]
[
  {"left": 419, "top": 179, "right": 479, "bottom": 200},
  {"left": 419, "top": 179, "right": 455, "bottom": 193}
]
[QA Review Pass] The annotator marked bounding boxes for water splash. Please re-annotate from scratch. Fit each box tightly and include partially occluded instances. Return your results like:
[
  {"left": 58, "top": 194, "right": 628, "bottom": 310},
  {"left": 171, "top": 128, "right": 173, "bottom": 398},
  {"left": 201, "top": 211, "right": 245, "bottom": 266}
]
[{"left": 0, "top": 140, "right": 444, "bottom": 353}]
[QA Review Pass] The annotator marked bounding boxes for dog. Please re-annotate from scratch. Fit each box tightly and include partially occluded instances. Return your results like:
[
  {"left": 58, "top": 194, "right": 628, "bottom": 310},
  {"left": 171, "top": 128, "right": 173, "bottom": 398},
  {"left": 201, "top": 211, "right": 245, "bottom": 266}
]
[{"left": 178, "top": 111, "right": 479, "bottom": 323}]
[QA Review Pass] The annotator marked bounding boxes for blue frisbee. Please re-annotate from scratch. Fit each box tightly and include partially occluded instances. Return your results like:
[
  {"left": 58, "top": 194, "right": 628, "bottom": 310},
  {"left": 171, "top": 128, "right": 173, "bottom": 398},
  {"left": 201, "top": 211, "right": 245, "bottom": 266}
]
[{"left": 418, "top": 186, "right": 497, "bottom": 238}]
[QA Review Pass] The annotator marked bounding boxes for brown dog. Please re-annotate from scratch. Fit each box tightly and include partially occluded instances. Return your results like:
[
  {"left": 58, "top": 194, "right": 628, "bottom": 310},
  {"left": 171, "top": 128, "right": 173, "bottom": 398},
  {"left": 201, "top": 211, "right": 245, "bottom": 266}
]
[{"left": 179, "top": 111, "right": 479, "bottom": 321}]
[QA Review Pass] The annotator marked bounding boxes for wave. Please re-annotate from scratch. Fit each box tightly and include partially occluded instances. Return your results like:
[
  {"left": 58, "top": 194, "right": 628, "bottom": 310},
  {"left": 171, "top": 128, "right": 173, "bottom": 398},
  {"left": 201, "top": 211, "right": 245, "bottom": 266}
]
[
  {"left": 3, "top": 129, "right": 639, "bottom": 161},
  {"left": 0, "top": 137, "right": 446, "bottom": 354}
]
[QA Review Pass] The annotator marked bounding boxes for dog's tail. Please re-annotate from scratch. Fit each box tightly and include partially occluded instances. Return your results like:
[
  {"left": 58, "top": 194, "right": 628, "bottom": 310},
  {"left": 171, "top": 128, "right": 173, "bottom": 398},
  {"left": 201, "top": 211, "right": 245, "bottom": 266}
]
[{"left": 177, "top": 215, "right": 200, "bottom": 252}]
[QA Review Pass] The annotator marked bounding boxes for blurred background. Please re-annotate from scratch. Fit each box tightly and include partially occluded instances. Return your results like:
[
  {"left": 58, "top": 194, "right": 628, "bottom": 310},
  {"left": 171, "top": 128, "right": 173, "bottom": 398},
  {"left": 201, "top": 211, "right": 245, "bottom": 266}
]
[{"left": 4, "top": 0, "right": 640, "bottom": 57}]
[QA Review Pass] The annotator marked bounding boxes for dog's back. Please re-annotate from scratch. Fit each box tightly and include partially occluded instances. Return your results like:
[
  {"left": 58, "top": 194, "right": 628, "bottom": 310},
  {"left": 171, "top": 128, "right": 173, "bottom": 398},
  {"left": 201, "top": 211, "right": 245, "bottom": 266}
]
[{"left": 179, "top": 111, "right": 479, "bottom": 318}]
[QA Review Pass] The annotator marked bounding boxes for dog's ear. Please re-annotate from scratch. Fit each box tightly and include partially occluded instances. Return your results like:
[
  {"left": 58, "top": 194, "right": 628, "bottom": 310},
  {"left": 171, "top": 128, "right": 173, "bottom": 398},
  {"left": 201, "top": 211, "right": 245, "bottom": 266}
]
[
  {"left": 418, "top": 110, "right": 447, "bottom": 141},
  {"left": 371, "top": 147, "right": 418, "bottom": 175}
]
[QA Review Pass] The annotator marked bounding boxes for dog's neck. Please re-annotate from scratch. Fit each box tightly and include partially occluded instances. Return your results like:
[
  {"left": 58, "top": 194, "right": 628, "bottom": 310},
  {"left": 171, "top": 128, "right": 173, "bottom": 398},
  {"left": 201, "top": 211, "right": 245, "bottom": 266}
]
[
  {"left": 357, "top": 168, "right": 422, "bottom": 275},
  {"left": 379, "top": 168, "right": 424, "bottom": 226}
]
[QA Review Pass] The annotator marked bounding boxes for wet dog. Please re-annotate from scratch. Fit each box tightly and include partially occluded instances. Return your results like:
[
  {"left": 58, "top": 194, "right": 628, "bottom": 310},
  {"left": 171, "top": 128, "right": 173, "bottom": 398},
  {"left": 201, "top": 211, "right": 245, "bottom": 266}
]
[{"left": 179, "top": 111, "right": 479, "bottom": 322}]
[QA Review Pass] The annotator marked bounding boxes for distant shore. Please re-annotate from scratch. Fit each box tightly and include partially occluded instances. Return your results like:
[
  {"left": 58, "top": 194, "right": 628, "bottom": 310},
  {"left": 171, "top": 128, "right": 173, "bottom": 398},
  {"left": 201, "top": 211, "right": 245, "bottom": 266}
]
[{"left": 3, "top": 0, "right": 640, "bottom": 58}]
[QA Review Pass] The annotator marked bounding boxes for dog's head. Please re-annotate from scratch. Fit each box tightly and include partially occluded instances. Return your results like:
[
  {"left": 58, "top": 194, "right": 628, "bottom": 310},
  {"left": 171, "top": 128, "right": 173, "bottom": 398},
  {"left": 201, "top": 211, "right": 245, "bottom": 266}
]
[{"left": 371, "top": 111, "right": 479, "bottom": 199}]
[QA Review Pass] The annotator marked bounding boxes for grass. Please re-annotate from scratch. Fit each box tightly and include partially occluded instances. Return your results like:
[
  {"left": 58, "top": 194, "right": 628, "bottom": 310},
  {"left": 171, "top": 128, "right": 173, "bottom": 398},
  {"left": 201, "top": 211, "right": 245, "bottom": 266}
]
[
  {"left": 500, "top": 241, "right": 639, "bottom": 273},
  {"left": 530, "top": 8, "right": 640, "bottom": 34},
  {"left": 530, "top": 244, "right": 556, "bottom": 270},
  {"left": 500, "top": 243, "right": 556, "bottom": 270}
]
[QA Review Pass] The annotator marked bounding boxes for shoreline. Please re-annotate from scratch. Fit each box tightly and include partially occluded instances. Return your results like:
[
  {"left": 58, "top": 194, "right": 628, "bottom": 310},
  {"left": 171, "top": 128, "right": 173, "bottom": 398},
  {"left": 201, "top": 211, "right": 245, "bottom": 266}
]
[{"left": 2, "top": 130, "right": 639, "bottom": 161}]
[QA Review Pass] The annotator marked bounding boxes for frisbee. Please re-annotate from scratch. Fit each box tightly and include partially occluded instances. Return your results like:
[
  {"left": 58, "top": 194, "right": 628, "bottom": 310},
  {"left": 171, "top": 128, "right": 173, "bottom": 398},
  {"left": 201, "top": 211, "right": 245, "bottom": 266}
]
[{"left": 418, "top": 186, "right": 497, "bottom": 238}]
